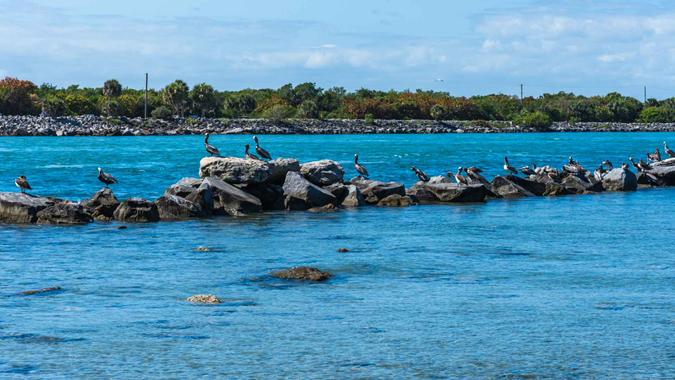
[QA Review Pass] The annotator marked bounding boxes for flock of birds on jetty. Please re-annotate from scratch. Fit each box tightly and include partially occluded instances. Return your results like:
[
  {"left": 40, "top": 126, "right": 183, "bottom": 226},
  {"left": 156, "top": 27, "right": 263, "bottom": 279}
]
[{"left": 13, "top": 135, "right": 675, "bottom": 194}]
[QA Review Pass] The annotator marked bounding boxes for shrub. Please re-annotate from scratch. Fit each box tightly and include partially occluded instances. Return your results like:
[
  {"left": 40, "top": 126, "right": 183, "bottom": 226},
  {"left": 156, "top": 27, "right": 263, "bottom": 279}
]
[
  {"left": 263, "top": 104, "right": 295, "bottom": 121},
  {"left": 364, "top": 113, "right": 375, "bottom": 125},
  {"left": 296, "top": 100, "right": 318, "bottom": 118},
  {"left": 0, "top": 77, "right": 39, "bottom": 115},
  {"left": 639, "top": 106, "right": 674, "bottom": 123},
  {"left": 430, "top": 104, "right": 447, "bottom": 120},
  {"left": 101, "top": 100, "right": 122, "bottom": 117},
  {"left": 151, "top": 105, "right": 173, "bottom": 120},
  {"left": 43, "top": 96, "right": 67, "bottom": 117},
  {"left": 512, "top": 110, "right": 552, "bottom": 129}
]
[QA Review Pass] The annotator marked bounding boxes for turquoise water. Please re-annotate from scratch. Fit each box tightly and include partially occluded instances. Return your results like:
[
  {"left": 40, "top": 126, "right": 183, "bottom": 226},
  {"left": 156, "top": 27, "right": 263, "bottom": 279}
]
[{"left": 1, "top": 133, "right": 674, "bottom": 378}]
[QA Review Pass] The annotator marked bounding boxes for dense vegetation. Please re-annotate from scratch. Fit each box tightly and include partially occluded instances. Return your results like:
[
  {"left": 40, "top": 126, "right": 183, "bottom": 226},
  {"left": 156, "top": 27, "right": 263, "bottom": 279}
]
[{"left": 1, "top": 77, "right": 674, "bottom": 127}]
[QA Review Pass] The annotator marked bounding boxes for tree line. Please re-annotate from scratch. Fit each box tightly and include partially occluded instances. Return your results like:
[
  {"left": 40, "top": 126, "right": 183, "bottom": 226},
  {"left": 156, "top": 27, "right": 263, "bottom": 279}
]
[{"left": 1, "top": 76, "right": 675, "bottom": 127}]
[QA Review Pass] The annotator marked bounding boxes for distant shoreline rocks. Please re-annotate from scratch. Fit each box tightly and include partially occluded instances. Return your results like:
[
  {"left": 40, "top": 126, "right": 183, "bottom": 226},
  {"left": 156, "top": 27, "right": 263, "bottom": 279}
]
[{"left": 2, "top": 115, "right": 675, "bottom": 136}]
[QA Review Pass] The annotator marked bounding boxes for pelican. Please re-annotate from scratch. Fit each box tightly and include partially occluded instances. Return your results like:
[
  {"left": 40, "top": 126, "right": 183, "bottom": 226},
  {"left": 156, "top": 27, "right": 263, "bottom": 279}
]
[
  {"left": 621, "top": 163, "right": 629, "bottom": 171},
  {"left": 629, "top": 157, "right": 641, "bottom": 172},
  {"left": 568, "top": 156, "right": 579, "bottom": 166},
  {"left": 204, "top": 133, "right": 220, "bottom": 156},
  {"left": 252, "top": 135, "right": 271, "bottom": 160},
  {"left": 15, "top": 176, "right": 31, "bottom": 193},
  {"left": 519, "top": 165, "right": 535, "bottom": 176},
  {"left": 453, "top": 167, "right": 468, "bottom": 187},
  {"left": 602, "top": 160, "right": 614, "bottom": 170},
  {"left": 593, "top": 166, "right": 604, "bottom": 182},
  {"left": 465, "top": 167, "right": 487, "bottom": 184},
  {"left": 354, "top": 153, "right": 369, "bottom": 178},
  {"left": 97, "top": 167, "right": 117, "bottom": 187},
  {"left": 465, "top": 166, "right": 483, "bottom": 174},
  {"left": 665, "top": 141, "right": 675, "bottom": 158},
  {"left": 647, "top": 148, "right": 661, "bottom": 162},
  {"left": 244, "top": 144, "right": 260, "bottom": 160},
  {"left": 410, "top": 166, "right": 430, "bottom": 182},
  {"left": 638, "top": 158, "right": 653, "bottom": 172},
  {"left": 503, "top": 157, "right": 518, "bottom": 175}
]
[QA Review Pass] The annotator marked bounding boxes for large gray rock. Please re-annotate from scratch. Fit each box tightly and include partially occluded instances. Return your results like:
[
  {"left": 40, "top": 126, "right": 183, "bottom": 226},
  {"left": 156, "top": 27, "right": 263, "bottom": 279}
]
[
  {"left": 490, "top": 176, "right": 537, "bottom": 198},
  {"left": 561, "top": 174, "right": 603, "bottom": 194},
  {"left": 113, "top": 198, "right": 160, "bottom": 222},
  {"left": 0, "top": 192, "right": 55, "bottom": 224},
  {"left": 407, "top": 183, "right": 489, "bottom": 203},
  {"left": 268, "top": 158, "right": 300, "bottom": 184},
  {"left": 645, "top": 165, "right": 675, "bottom": 186},
  {"left": 282, "top": 171, "right": 336, "bottom": 210},
  {"left": 351, "top": 178, "right": 406, "bottom": 204},
  {"left": 323, "top": 183, "right": 349, "bottom": 204},
  {"left": 238, "top": 183, "right": 284, "bottom": 211},
  {"left": 602, "top": 168, "right": 638, "bottom": 192},
  {"left": 36, "top": 202, "right": 92, "bottom": 225},
  {"left": 428, "top": 175, "right": 452, "bottom": 184},
  {"left": 155, "top": 194, "right": 206, "bottom": 220},
  {"left": 202, "top": 177, "right": 262, "bottom": 216},
  {"left": 199, "top": 157, "right": 270, "bottom": 184},
  {"left": 165, "top": 178, "right": 214, "bottom": 215},
  {"left": 300, "top": 160, "right": 345, "bottom": 186},
  {"left": 165, "top": 177, "right": 203, "bottom": 197},
  {"left": 341, "top": 185, "right": 366, "bottom": 207},
  {"left": 82, "top": 188, "right": 120, "bottom": 221},
  {"left": 377, "top": 194, "right": 416, "bottom": 207}
]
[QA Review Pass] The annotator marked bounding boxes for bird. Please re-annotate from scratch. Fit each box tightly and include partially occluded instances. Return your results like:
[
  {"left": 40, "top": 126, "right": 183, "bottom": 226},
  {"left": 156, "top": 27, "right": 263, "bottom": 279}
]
[
  {"left": 621, "top": 163, "right": 629, "bottom": 171},
  {"left": 664, "top": 141, "right": 675, "bottom": 158},
  {"left": 519, "top": 165, "right": 535, "bottom": 176},
  {"left": 244, "top": 144, "right": 260, "bottom": 160},
  {"left": 503, "top": 157, "right": 518, "bottom": 175},
  {"left": 629, "top": 157, "right": 641, "bottom": 172},
  {"left": 15, "top": 176, "right": 31, "bottom": 193},
  {"left": 204, "top": 133, "right": 220, "bottom": 156},
  {"left": 252, "top": 135, "right": 271, "bottom": 160},
  {"left": 97, "top": 167, "right": 117, "bottom": 187},
  {"left": 568, "top": 156, "right": 579, "bottom": 166},
  {"left": 354, "top": 153, "right": 369, "bottom": 178},
  {"left": 593, "top": 166, "right": 604, "bottom": 182},
  {"left": 453, "top": 167, "right": 468, "bottom": 187},
  {"left": 464, "top": 166, "right": 487, "bottom": 184},
  {"left": 602, "top": 160, "right": 614, "bottom": 170},
  {"left": 465, "top": 166, "right": 483, "bottom": 174},
  {"left": 638, "top": 158, "right": 653, "bottom": 172},
  {"left": 410, "top": 166, "right": 430, "bottom": 182},
  {"left": 647, "top": 148, "right": 661, "bottom": 162}
]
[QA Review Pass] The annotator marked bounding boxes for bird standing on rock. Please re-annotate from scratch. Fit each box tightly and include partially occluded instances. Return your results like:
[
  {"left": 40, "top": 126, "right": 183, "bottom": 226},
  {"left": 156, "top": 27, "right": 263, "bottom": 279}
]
[
  {"left": 519, "top": 165, "right": 535, "bottom": 176},
  {"left": 410, "top": 166, "right": 430, "bottom": 182},
  {"left": 15, "top": 176, "right": 31, "bottom": 193},
  {"left": 204, "top": 133, "right": 220, "bottom": 156},
  {"left": 453, "top": 167, "right": 468, "bottom": 187},
  {"left": 253, "top": 135, "right": 272, "bottom": 160},
  {"left": 354, "top": 153, "right": 369, "bottom": 178},
  {"left": 244, "top": 144, "right": 260, "bottom": 160},
  {"left": 664, "top": 141, "right": 675, "bottom": 158},
  {"left": 97, "top": 167, "right": 117, "bottom": 187},
  {"left": 503, "top": 157, "right": 518, "bottom": 175}
]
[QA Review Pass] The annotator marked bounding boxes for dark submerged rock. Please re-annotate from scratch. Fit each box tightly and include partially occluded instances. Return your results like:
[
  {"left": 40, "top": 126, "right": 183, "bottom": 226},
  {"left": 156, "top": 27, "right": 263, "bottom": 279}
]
[
  {"left": 271, "top": 267, "right": 332, "bottom": 282},
  {"left": 20, "top": 286, "right": 62, "bottom": 296},
  {"left": 113, "top": 198, "right": 160, "bottom": 222},
  {"left": 377, "top": 194, "right": 416, "bottom": 207},
  {"left": 186, "top": 294, "right": 221, "bottom": 304},
  {"left": 282, "top": 171, "right": 336, "bottom": 210}
]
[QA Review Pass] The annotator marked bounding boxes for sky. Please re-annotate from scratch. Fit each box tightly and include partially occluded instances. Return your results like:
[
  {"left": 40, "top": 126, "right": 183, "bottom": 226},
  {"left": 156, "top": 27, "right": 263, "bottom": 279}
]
[{"left": 1, "top": 0, "right": 675, "bottom": 98}]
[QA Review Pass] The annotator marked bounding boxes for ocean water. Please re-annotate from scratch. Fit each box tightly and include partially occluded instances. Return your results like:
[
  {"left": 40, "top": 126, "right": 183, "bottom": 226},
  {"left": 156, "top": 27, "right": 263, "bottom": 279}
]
[{"left": 0, "top": 133, "right": 674, "bottom": 379}]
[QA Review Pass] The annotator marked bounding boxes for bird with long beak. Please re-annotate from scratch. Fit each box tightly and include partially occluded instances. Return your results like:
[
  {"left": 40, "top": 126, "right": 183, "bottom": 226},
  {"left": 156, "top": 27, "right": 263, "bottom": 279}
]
[
  {"left": 354, "top": 153, "right": 369, "bottom": 178},
  {"left": 204, "top": 133, "right": 220, "bottom": 156},
  {"left": 97, "top": 167, "right": 118, "bottom": 187},
  {"left": 503, "top": 157, "right": 518, "bottom": 175},
  {"left": 15, "top": 176, "right": 31, "bottom": 193},
  {"left": 453, "top": 167, "right": 468, "bottom": 187},
  {"left": 410, "top": 166, "right": 430, "bottom": 182},
  {"left": 252, "top": 135, "right": 271, "bottom": 160},
  {"left": 665, "top": 141, "right": 675, "bottom": 158},
  {"left": 244, "top": 144, "right": 260, "bottom": 160}
]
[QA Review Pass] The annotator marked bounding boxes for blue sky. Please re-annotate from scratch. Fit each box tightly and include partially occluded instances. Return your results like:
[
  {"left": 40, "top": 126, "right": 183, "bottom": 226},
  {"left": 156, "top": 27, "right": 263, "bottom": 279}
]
[{"left": 1, "top": 0, "right": 675, "bottom": 98}]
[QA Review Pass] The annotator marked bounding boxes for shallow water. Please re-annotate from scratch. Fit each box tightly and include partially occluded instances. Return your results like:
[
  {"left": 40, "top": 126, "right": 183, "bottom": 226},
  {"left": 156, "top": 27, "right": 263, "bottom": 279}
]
[{"left": 1, "top": 133, "right": 674, "bottom": 378}]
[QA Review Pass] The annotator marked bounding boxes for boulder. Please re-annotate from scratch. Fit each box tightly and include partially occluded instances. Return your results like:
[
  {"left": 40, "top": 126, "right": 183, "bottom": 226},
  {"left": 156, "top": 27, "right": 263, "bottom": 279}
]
[
  {"left": 351, "top": 178, "right": 406, "bottom": 204},
  {"left": 561, "top": 174, "right": 603, "bottom": 194},
  {"left": 407, "top": 183, "right": 489, "bottom": 203},
  {"left": 165, "top": 177, "right": 202, "bottom": 198},
  {"left": 82, "top": 188, "right": 120, "bottom": 221},
  {"left": 268, "top": 158, "right": 300, "bottom": 184},
  {"left": 428, "top": 175, "right": 452, "bottom": 184},
  {"left": 20, "top": 286, "right": 62, "bottom": 296},
  {"left": 341, "top": 185, "right": 366, "bottom": 207},
  {"left": 377, "top": 194, "right": 415, "bottom": 207},
  {"left": 238, "top": 183, "right": 284, "bottom": 211},
  {"left": 271, "top": 267, "right": 332, "bottom": 282},
  {"left": 166, "top": 178, "right": 214, "bottom": 215},
  {"left": 0, "top": 192, "right": 55, "bottom": 224},
  {"left": 542, "top": 182, "right": 570, "bottom": 196},
  {"left": 155, "top": 194, "right": 206, "bottom": 220},
  {"left": 282, "top": 171, "right": 336, "bottom": 210},
  {"left": 602, "top": 168, "right": 638, "bottom": 192},
  {"left": 186, "top": 294, "right": 221, "bottom": 304},
  {"left": 113, "top": 198, "right": 160, "bottom": 222},
  {"left": 36, "top": 202, "right": 93, "bottom": 225},
  {"left": 300, "top": 160, "right": 345, "bottom": 186},
  {"left": 505, "top": 175, "right": 546, "bottom": 196},
  {"left": 199, "top": 157, "right": 270, "bottom": 184},
  {"left": 645, "top": 165, "right": 675, "bottom": 186},
  {"left": 323, "top": 183, "right": 349, "bottom": 204},
  {"left": 202, "top": 177, "right": 262, "bottom": 216},
  {"left": 490, "top": 176, "right": 536, "bottom": 198}
]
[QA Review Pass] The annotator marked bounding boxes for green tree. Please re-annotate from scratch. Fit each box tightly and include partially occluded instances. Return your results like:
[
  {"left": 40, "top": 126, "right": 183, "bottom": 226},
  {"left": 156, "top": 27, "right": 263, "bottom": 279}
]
[
  {"left": 102, "top": 79, "right": 122, "bottom": 98},
  {"left": 64, "top": 93, "right": 98, "bottom": 115},
  {"left": 190, "top": 83, "right": 217, "bottom": 117},
  {"left": 512, "top": 110, "right": 552, "bottom": 129},
  {"left": 263, "top": 104, "right": 295, "bottom": 120},
  {"left": 162, "top": 80, "right": 190, "bottom": 117},
  {"left": 43, "top": 95, "right": 67, "bottom": 117},
  {"left": 151, "top": 105, "right": 173, "bottom": 120},
  {"left": 639, "top": 106, "right": 674, "bottom": 123},
  {"left": 0, "top": 77, "right": 39, "bottom": 115},
  {"left": 296, "top": 100, "right": 318, "bottom": 118},
  {"left": 430, "top": 104, "right": 447, "bottom": 120}
]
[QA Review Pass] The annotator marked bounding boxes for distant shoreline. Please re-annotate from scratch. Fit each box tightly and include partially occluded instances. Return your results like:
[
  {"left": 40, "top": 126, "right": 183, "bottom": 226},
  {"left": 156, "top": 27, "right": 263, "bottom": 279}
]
[{"left": 1, "top": 115, "right": 675, "bottom": 136}]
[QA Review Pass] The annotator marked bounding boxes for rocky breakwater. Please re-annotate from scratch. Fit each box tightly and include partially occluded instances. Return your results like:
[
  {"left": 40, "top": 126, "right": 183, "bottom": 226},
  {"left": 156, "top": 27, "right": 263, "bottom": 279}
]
[{"left": 4, "top": 115, "right": 675, "bottom": 136}]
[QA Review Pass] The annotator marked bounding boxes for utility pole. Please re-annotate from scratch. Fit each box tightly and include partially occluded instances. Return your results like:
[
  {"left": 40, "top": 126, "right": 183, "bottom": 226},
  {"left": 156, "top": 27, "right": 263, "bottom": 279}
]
[
  {"left": 643, "top": 85, "right": 647, "bottom": 104},
  {"left": 144, "top": 73, "right": 149, "bottom": 118},
  {"left": 520, "top": 84, "right": 524, "bottom": 107}
]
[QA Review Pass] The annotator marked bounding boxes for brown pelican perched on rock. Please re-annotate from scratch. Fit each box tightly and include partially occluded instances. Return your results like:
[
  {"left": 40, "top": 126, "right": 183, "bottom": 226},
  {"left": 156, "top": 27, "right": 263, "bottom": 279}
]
[
  {"left": 621, "top": 163, "right": 629, "bottom": 171},
  {"left": 244, "top": 144, "right": 260, "bottom": 160},
  {"left": 503, "top": 157, "right": 518, "bottom": 175},
  {"left": 15, "top": 176, "right": 31, "bottom": 193},
  {"left": 593, "top": 166, "right": 604, "bottom": 182},
  {"left": 97, "top": 167, "right": 117, "bottom": 187},
  {"left": 647, "top": 148, "right": 661, "bottom": 162},
  {"left": 568, "top": 156, "right": 579, "bottom": 166},
  {"left": 252, "top": 135, "right": 271, "bottom": 160},
  {"left": 453, "top": 167, "right": 468, "bottom": 187},
  {"left": 464, "top": 166, "right": 487, "bottom": 184},
  {"left": 204, "top": 133, "right": 220, "bottom": 156},
  {"left": 354, "top": 153, "right": 369, "bottom": 178},
  {"left": 665, "top": 141, "right": 675, "bottom": 158},
  {"left": 602, "top": 160, "right": 614, "bottom": 170},
  {"left": 410, "top": 166, "right": 430, "bottom": 182},
  {"left": 519, "top": 165, "right": 536, "bottom": 176}
]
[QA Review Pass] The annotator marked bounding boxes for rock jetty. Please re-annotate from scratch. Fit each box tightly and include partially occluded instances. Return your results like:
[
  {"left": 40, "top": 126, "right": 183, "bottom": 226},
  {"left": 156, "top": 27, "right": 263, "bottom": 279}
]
[
  {"left": 2, "top": 115, "right": 675, "bottom": 136},
  {"left": 1, "top": 155, "right": 674, "bottom": 226}
]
